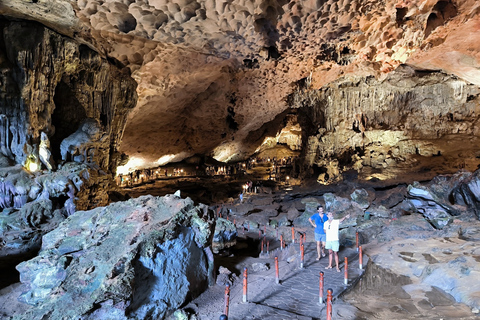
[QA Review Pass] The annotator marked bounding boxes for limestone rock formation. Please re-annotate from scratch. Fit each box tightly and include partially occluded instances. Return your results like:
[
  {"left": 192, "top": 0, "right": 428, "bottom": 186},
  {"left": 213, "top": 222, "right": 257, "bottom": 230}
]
[
  {"left": 212, "top": 217, "right": 237, "bottom": 253},
  {"left": 14, "top": 194, "right": 215, "bottom": 320},
  {"left": 2, "top": 0, "right": 480, "bottom": 176},
  {"left": 300, "top": 67, "right": 480, "bottom": 183},
  {"left": 0, "top": 19, "right": 137, "bottom": 174},
  {"left": 0, "top": 163, "right": 118, "bottom": 287}
]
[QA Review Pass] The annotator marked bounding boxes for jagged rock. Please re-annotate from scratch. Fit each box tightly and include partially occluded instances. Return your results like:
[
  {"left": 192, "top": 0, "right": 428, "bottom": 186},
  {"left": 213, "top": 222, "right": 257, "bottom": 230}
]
[
  {"left": 286, "top": 206, "right": 300, "bottom": 221},
  {"left": 373, "top": 185, "right": 407, "bottom": 209},
  {"left": 423, "top": 208, "right": 452, "bottom": 229},
  {"left": 212, "top": 218, "right": 236, "bottom": 254},
  {"left": 450, "top": 170, "right": 480, "bottom": 219},
  {"left": 273, "top": 215, "right": 291, "bottom": 227},
  {"left": 60, "top": 118, "right": 105, "bottom": 163},
  {"left": 350, "top": 189, "right": 370, "bottom": 209},
  {"left": 407, "top": 180, "right": 463, "bottom": 224},
  {"left": 251, "top": 262, "right": 269, "bottom": 272},
  {"left": 369, "top": 205, "right": 391, "bottom": 219},
  {"left": 243, "top": 220, "right": 259, "bottom": 231},
  {"left": 294, "top": 199, "right": 318, "bottom": 227},
  {"left": 15, "top": 194, "right": 215, "bottom": 320},
  {"left": 323, "top": 192, "right": 364, "bottom": 219}
]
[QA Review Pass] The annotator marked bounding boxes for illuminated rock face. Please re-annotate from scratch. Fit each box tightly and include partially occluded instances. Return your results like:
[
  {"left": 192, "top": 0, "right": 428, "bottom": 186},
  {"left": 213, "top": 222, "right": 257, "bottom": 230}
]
[
  {"left": 299, "top": 67, "right": 480, "bottom": 183},
  {"left": 0, "top": 20, "right": 137, "bottom": 173},
  {"left": 1, "top": 0, "right": 480, "bottom": 176}
]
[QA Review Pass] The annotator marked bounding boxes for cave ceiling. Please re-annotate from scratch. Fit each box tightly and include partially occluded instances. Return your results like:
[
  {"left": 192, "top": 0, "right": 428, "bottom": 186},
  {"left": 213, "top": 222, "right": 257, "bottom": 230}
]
[{"left": 1, "top": 0, "right": 480, "bottom": 175}]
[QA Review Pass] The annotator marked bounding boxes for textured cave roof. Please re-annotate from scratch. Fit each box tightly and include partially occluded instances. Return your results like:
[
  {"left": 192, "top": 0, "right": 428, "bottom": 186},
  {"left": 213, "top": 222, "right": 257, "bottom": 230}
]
[{"left": 1, "top": 0, "right": 480, "bottom": 172}]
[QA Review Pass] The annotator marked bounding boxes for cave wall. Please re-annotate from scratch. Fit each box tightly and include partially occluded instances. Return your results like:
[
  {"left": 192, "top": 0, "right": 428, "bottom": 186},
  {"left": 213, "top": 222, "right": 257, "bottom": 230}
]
[
  {"left": 0, "top": 19, "right": 137, "bottom": 173},
  {"left": 296, "top": 66, "right": 480, "bottom": 183}
]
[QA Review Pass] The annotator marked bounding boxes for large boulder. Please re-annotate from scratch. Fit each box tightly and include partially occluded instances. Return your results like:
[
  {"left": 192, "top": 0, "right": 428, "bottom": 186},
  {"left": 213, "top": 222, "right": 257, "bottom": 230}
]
[
  {"left": 15, "top": 194, "right": 215, "bottom": 320},
  {"left": 450, "top": 170, "right": 480, "bottom": 219}
]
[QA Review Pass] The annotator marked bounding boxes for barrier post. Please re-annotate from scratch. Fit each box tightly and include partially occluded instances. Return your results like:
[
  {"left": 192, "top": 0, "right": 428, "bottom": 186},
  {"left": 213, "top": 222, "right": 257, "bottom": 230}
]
[
  {"left": 359, "top": 245, "right": 363, "bottom": 270},
  {"left": 280, "top": 235, "right": 284, "bottom": 251},
  {"left": 291, "top": 227, "right": 295, "bottom": 244},
  {"left": 224, "top": 284, "right": 230, "bottom": 317},
  {"left": 242, "top": 268, "right": 248, "bottom": 303},
  {"left": 326, "top": 288, "right": 333, "bottom": 320},
  {"left": 356, "top": 231, "right": 359, "bottom": 252},
  {"left": 261, "top": 238, "right": 264, "bottom": 254},
  {"left": 267, "top": 241, "right": 270, "bottom": 254},
  {"left": 275, "top": 257, "right": 280, "bottom": 284},
  {"left": 319, "top": 271, "right": 324, "bottom": 304},
  {"left": 264, "top": 225, "right": 266, "bottom": 237},
  {"left": 344, "top": 257, "right": 348, "bottom": 285},
  {"left": 300, "top": 243, "right": 305, "bottom": 269}
]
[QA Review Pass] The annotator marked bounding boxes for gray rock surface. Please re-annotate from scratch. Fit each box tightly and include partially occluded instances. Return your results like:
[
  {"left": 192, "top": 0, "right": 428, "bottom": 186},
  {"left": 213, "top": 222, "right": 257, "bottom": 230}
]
[{"left": 14, "top": 194, "right": 215, "bottom": 320}]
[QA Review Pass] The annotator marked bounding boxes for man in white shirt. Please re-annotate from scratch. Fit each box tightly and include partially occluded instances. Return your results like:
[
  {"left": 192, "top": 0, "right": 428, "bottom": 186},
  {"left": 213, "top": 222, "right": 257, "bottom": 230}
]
[{"left": 324, "top": 212, "right": 350, "bottom": 272}]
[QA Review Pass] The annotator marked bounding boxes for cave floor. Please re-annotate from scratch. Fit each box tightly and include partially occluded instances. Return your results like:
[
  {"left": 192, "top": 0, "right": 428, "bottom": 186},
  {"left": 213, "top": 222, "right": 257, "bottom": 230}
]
[{"left": 189, "top": 238, "right": 366, "bottom": 320}]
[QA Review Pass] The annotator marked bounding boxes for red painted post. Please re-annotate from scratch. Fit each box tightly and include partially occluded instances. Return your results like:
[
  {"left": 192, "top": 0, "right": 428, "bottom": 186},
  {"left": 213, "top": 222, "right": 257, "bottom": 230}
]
[
  {"left": 224, "top": 284, "right": 230, "bottom": 316},
  {"left": 359, "top": 245, "right": 363, "bottom": 270},
  {"left": 319, "top": 271, "right": 324, "bottom": 304},
  {"left": 234, "top": 218, "right": 236, "bottom": 226},
  {"left": 261, "top": 238, "right": 264, "bottom": 254},
  {"left": 242, "top": 268, "right": 248, "bottom": 303},
  {"left": 326, "top": 289, "right": 333, "bottom": 320},
  {"left": 275, "top": 257, "right": 280, "bottom": 284},
  {"left": 356, "top": 231, "right": 359, "bottom": 252},
  {"left": 291, "top": 226, "right": 295, "bottom": 244},
  {"left": 300, "top": 243, "right": 305, "bottom": 268},
  {"left": 344, "top": 256, "right": 348, "bottom": 285},
  {"left": 264, "top": 225, "right": 266, "bottom": 237},
  {"left": 280, "top": 235, "right": 284, "bottom": 251}
]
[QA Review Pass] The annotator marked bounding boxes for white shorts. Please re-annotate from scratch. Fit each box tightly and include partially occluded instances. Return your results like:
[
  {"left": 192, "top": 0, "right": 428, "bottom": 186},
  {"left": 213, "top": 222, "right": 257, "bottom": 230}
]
[{"left": 325, "top": 240, "right": 339, "bottom": 252}]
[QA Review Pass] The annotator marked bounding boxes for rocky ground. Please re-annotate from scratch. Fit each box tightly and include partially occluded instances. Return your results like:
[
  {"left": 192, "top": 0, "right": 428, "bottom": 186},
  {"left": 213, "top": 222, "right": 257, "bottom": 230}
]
[
  {"left": 180, "top": 192, "right": 480, "bottom": 320},
  {"left": 1, "top": 169, "right": 480, "bottom": 319}
]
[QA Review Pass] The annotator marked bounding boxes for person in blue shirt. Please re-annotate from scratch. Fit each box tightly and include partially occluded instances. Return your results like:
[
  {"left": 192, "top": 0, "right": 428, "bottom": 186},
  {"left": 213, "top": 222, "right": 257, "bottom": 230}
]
[{"left": 309, "top": 205, "right": 327, "bottom": 260}]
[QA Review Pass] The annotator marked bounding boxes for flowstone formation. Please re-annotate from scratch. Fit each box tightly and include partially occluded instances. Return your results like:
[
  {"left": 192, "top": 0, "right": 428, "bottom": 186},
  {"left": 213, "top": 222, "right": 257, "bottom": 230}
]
[{"left": 14, "top": 194, "right": 215, "bottom": 320}]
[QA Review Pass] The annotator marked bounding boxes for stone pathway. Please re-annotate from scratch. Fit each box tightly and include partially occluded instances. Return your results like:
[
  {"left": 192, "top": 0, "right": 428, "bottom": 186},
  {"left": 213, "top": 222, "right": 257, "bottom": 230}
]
[{"left": 190, "top": 238, "right": 369, "bottom": 320}]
